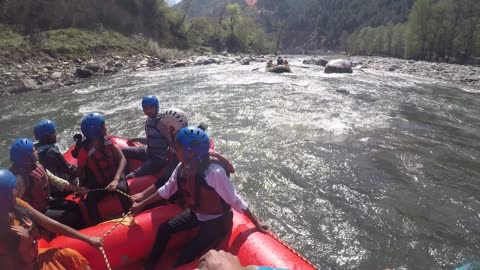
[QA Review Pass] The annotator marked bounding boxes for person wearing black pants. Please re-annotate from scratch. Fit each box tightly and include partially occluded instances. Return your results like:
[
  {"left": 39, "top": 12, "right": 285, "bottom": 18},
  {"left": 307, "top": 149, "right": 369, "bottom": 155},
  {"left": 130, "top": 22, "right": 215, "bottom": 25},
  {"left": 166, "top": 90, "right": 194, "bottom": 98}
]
[
  {"left": 83, "top": 177, "right": 131, "bottom": 225},
  {"left": 45, "top": 198, "right": 85, "bottom": 230},
  {"left": 77, "top": 113, "right": 132, "bottom": 225},
  {"left": 146, "top": 209, "right": 233, "bottom": 268},
  {"left": 131, "top": 126, "right": 268, "bottom": 269}
]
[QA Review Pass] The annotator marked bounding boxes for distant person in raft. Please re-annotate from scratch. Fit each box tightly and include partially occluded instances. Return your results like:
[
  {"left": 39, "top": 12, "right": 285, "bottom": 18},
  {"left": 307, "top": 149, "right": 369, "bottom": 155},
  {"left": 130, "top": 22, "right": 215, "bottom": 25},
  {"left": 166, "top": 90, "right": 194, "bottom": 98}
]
[
  {"left": 0, "top": 169, "right": 103, "bottom": 270},
  {"left": 122, "top": 95, "right": 170, "bottom": 179},
  {"left": 76, "top": 112, "right": 132, "bottom": 225},
  {"left": 277, "top": 56, "right": 284, "bottom": 65},
  {"left": 9, "top": 138, "right": 86, "bottom": 229},
  {"left": 131, "top": 126, "right": 269, "bottom": 270},
  {"left": 33, "top": 119, "right": 78, "bottom": 198},
  {"left": 267, "top": 59, "right": 273, "bottom": 68}
]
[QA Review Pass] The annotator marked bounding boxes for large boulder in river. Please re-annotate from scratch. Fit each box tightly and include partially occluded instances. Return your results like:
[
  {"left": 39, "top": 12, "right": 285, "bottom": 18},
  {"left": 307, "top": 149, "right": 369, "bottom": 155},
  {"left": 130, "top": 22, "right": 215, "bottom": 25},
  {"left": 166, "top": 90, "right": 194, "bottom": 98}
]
[
  {"left": 84, "top": 62, "right": 102, "bottom": 73},
  {"left": 173, "top": 60, "right": 187, "bottom": 67},
  {"left": 8, "top": 79, "right": 40, "bottom": 94},
  {"left": 76, "top": 68, "right": 94, "bottom": 78},
  {"left": 324, "top": 59, "right": 353, "bottom": 74},
  {"left": 240, "top": 57, "right": 250, "bottom": 65}
]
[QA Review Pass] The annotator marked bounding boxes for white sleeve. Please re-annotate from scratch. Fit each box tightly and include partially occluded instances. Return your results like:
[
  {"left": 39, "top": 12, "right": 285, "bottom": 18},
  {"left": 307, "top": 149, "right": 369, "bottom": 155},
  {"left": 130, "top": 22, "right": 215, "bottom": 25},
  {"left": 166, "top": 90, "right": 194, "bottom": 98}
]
[
  {"left": 205, "top": 164, "right": 248, "bottom": 213},
  {"left": 157, "top": 163, "right": 181, "bottom": 199}
]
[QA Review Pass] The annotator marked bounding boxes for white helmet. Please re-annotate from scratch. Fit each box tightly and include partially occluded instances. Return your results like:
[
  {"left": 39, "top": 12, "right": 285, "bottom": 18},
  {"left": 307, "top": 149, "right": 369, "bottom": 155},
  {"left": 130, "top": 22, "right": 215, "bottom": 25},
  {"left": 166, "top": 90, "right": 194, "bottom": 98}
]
[{"left": 161, "top": 108, "right": 188, "bottom": 135}]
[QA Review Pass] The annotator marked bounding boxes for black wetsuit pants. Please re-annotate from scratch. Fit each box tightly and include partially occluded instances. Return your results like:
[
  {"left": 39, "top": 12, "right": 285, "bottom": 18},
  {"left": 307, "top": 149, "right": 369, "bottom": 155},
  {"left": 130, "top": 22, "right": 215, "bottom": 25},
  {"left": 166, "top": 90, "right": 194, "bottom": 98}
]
[
  {"left": 144, "top": 209, "right": 233, "bottom": 270},
  {"left": 84, "top": 177, "right": 132, "bottom": 225},
  {"left": 44, "top": 198, "right": 84, "bottom": 230},
  {"left": 122, "top": 147, "right": 168, "bottom": 177}
]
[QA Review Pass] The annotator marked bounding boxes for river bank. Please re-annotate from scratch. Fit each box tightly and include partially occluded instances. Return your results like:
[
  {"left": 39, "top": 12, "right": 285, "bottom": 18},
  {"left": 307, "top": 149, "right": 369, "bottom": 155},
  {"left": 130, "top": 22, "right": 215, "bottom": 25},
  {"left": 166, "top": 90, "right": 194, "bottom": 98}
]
[
  {"left": 2, "top": 52, "right": 480, "bottom": 97},
  {"left": 0, "top": 25, "right": 260, "bottom": 96},
  {"left": 349, "top": 56, "right": 480, "bottom": 86},
  {"left": 0, "top": 49, "right": 261, "bottom": 96}
]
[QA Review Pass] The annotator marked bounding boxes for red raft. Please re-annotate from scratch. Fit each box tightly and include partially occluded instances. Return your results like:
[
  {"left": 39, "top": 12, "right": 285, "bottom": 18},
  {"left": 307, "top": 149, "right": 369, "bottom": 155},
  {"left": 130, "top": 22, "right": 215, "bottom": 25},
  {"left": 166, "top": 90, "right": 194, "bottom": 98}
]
[{"left": 39, "top": 137, "right": 317, "bottom": 270}]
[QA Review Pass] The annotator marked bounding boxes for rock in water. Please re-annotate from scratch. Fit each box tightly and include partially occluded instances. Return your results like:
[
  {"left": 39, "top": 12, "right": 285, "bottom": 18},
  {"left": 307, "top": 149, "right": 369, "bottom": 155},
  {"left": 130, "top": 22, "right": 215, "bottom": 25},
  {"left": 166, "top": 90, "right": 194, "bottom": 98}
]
[{"left": 325, "top": 59, "right": 353, "bottom": 74}]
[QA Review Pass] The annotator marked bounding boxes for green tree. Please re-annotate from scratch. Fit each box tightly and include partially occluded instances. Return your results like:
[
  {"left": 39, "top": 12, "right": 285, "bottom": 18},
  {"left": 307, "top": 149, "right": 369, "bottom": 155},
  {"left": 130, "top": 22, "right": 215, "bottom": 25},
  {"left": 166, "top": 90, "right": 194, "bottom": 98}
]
[
  {"left": 226, "top": 3, "right": 241, "bottom": 36},
  {"left": 186, "top": 16, "right": 215, "bottom": 47},
  {"left": 405, "top": 0, "right": 433, "bottom": 59}
]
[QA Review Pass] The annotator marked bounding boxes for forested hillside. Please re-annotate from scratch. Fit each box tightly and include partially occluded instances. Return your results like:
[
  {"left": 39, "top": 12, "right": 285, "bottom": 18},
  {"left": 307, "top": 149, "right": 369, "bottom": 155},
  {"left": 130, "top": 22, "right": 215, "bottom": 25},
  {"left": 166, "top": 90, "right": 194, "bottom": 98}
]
[
  {"left": 175, "top": 0, "right": 272, "bottom": 52},
  {"left": 255, "top": 0, "right": 479, "bottom": 63},
  {"left": 256, "top": 0, "right": 415, "bottom": 50},
  {"left": 175, "top": 0, "right": 249, "bottom": 18},
  {"left": 0, "top": 0, "right": 274, "bottom": 64},
  {"left": 343, "top": 0, "right": 480, "bottom": 63},
  {"left": 0, "top": 0, "right": 479, "bottom": 64},
  {"left": 0, "top": 0, "right": 177, "bottom": 43}
]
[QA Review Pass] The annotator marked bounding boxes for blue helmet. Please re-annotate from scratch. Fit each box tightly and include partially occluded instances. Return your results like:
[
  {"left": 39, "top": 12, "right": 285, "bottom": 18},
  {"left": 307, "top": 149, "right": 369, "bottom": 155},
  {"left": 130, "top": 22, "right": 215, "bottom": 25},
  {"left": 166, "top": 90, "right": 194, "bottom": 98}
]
[
  {"left": 80, "top": 113, "right": 105, "bottom": 139},
  {"left": 142, "top": 95, "right": 159, "bottom": 111},
  {"left": 0, "top": 169, "right": 16, "bottom": 192},
  {"left": 10, "top": 138, "right": 35, "bottom": 166},
  {"left": 176, "top": 126, "right": 210, "bottom": 160},
  {"left": 34, "top": 119, "right": 57, "bottom": 141}
]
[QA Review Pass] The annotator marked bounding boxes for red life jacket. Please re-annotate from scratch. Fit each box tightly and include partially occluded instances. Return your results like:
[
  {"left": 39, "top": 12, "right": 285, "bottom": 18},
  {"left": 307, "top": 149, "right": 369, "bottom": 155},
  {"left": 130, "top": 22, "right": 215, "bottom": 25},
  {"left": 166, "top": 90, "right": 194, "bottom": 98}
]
[
  {"left": 176, "top": 158, "right": 234, "bottom": 215},
  {"left": 83, "top": 136, "right": 118, "bottom": 188},
  {"left": 0, "top": 199, "right": 39, "bottom": 269},
  {"left": 10, "top": 163, "right": 50, "bottom": 212}
]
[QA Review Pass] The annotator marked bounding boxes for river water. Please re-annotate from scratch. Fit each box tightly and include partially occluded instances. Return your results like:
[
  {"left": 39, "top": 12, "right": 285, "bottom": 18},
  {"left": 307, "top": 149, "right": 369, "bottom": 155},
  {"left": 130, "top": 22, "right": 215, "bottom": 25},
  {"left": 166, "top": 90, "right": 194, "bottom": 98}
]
[{"left": 1, "top": 57, "right": 479, "bottom": 270}]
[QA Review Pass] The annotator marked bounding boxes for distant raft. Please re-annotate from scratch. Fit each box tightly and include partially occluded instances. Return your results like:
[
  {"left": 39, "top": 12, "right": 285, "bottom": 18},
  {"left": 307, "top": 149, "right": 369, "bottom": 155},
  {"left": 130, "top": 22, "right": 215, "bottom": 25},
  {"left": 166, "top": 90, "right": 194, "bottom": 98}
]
[{"left": 266, "top": 65, "right": 292, "bottom": 73}]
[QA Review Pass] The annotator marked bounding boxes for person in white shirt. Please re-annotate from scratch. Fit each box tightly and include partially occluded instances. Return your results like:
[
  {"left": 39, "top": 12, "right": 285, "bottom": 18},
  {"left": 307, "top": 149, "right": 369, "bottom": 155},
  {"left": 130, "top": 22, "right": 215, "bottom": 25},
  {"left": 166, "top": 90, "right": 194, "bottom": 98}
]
[{"left": 131, "top": 126, "right": 268, "bottom": 270}]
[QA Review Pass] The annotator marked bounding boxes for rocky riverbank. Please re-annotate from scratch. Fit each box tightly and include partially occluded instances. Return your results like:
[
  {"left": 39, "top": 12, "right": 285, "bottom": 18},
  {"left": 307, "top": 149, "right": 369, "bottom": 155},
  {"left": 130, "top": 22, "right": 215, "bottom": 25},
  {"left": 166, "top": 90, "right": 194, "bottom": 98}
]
[
  {"left": 0, "top": 51, "right": 260, "bottom": 96},
  {"left": 3, "top": 53, "right": 479, "bottom": 97},
  {"left": 350, "top": 56, "right": 480, "bottom": 86},
  {"left": 303, "top": 55, "right": 480, "bottom": 86}
]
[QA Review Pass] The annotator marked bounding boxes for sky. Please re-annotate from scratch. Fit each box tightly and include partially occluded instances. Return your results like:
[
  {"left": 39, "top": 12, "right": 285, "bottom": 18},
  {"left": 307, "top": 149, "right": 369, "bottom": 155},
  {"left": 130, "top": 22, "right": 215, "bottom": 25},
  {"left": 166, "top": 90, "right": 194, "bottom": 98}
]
[{"left": 165, "top": 0, "right": 182, "bottom": 6}]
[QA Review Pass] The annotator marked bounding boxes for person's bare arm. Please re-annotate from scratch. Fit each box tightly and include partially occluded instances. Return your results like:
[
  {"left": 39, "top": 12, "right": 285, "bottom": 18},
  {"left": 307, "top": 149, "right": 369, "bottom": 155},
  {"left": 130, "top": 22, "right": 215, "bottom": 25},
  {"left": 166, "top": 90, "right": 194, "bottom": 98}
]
[
  {"left": 107, "top": 145, "right": 127, "bottom": 190},
  {"left": 26, "top": 203, "right": 103, "bottom": 248},
  {"left": 131, "top": 184, "right": 157, "bottom": 203},
  {"left": 13, "top": 175, "right": 25, "bottom": 198},
  {"left": 196, "top": 250, "right": 244, "bottom": 270}
]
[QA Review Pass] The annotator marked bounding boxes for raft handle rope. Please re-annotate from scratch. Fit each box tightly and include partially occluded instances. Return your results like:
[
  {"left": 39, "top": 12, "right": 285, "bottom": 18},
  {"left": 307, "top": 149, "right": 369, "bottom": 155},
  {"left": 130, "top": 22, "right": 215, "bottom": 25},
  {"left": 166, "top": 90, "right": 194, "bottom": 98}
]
[
  {"left": 85, "top": 188, "right": 134, "bottom": 270},
  {"left": 86, "top": 188, "right": 318, "bottom": 270}
]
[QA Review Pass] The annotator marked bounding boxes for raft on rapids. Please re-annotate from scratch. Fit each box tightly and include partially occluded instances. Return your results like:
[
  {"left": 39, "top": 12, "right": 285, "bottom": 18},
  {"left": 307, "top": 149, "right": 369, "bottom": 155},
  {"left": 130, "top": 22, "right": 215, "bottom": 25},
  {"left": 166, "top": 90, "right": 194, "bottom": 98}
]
[
  {"left": 39, "top": 136, "right": 316, "bottom": 270},
  {"left": 266, "top": 65, "right": 292, "bottom": 73}
]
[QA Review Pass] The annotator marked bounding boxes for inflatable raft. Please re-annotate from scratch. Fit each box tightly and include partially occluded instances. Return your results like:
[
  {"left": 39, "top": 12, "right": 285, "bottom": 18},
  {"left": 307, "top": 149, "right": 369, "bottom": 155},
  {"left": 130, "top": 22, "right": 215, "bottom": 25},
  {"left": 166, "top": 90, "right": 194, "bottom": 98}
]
[
  {"left": 266, "top": 65, "right": 292, "bottom": 73},
  {"left": 39, "top": 137, "right": 316, "bottom": 270}
]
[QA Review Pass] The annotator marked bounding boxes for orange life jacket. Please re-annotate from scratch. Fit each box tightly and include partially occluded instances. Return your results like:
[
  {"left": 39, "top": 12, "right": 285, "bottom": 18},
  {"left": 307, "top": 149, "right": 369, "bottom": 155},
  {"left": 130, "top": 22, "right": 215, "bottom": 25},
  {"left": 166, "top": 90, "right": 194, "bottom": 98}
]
[
  {"left": 0, "top": 199, "right": 39, "bottom": 269},
  {"left": 82, "top": 136, "right": 118, "bottom": 188},
  {"left": 10, "top": 163, "right": 50, "bottom": 212},
  {"left": 176, "top": 157, "right": 235, "bottom": 215}
]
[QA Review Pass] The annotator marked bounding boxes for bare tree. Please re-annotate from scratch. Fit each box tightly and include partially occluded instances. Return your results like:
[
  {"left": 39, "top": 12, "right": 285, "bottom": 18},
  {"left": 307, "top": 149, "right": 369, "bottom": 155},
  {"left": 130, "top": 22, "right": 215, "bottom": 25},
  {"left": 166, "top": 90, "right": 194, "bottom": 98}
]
[{"left": 177, "top": 0, "right": 194, "bottom": 30}]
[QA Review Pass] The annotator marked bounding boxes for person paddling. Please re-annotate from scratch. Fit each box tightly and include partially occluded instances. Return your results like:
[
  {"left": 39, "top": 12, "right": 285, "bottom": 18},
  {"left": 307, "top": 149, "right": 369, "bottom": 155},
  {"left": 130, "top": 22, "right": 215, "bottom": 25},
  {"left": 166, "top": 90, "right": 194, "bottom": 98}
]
[
  {"left": 0, "top": 168, "right": 103, "bottom": 270},
  {"left": 131, "top": 126, "right": 268, "bottom": 269}
]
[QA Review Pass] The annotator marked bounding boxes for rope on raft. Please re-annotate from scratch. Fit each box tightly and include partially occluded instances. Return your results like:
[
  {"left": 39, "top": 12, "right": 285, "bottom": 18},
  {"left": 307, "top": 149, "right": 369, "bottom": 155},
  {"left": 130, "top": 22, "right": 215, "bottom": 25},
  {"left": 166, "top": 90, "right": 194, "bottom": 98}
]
[{"left": 86, "top": 188, "right": 134, "bottom": 270}]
